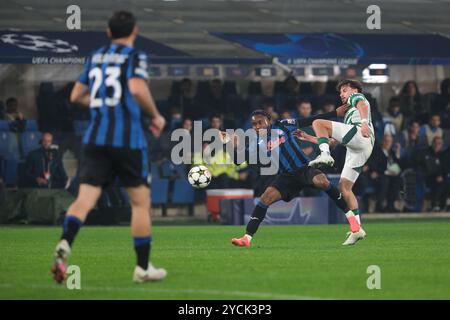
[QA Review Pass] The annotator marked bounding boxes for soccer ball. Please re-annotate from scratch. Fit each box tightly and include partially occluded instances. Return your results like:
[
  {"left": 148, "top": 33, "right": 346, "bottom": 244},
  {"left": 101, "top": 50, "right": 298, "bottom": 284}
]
[{"left": 188, "top": 165, "right": 212, "bottom": 189}]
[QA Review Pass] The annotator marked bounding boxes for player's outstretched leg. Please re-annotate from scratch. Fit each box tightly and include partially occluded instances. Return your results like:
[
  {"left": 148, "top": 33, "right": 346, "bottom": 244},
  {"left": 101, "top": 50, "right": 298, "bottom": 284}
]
[
  {"left": 52, "top": 184, "right": 101, "bottom": 284},
  {"left": 308, "top": 119, "right": 335, "bottom": 168},
  {"left": 339, "top": 178, "right": 366, "bottom": 245},
  {"left": 128, "top": 185, "right": 167, "bottom": 282},
  {"left": 232, "top": 187, "right": 281, "bottom": 247}
]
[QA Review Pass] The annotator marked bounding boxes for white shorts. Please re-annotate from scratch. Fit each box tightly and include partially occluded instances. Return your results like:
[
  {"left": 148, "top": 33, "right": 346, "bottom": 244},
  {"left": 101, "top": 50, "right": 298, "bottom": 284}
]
[{"left": 331, "top": 121, "right": 374, "bottom": 183}]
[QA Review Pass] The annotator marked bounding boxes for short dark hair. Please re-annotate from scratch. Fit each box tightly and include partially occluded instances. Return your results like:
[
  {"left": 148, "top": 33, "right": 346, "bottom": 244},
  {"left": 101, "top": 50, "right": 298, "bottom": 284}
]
[
  {"left": 296, "top": 98, "right": 311, "bottom": 106},
  {"left": 209, "top": 113, "right": 221, "bottom": 122},
  {"left": 108, "top": 11, "right": 136, "bottom": 39},
  {"left": 336, "top": 79, "right": 363, "bottom": 93},
  {"left": 251, "top": 109, "right": 271, "bottom": 121}
]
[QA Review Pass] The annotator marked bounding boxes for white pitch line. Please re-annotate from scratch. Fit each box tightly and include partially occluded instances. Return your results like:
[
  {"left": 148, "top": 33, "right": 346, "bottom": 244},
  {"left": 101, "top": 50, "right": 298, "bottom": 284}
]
[{"left": 0, "top": 283, "right": 325, "bottom": 300}]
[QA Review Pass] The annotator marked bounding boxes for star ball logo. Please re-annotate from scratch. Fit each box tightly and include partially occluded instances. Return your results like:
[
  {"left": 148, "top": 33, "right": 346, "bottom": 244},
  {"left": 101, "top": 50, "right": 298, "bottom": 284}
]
[{"left": 0, "top": 33, "right": 78, "bottom": 53}]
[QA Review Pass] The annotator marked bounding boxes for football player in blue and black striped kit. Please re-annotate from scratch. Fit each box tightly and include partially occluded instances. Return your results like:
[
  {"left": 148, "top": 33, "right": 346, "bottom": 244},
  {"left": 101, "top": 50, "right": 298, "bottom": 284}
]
[
  {"left": 52, "top": 11, "right": 167, "bottom": 283},
  {"left": 231, "top": 106, "right": 351, "bottom": 247}
]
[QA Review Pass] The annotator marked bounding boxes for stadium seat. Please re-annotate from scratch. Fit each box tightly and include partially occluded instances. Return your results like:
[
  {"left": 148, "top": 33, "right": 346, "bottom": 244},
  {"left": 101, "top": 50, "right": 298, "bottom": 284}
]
[
  {"left": 25, "top": 120, "right": 39, "bottom": 131},
  {"left": 151, "top": 178, "right": 169, "bottom": 216},
  {"left": 161, "top": 161, "right": 178, "bottom": 179},
  {"left": 150, "top": 163, "right": 161, "bottom": 179},
  {"left": 3, "top": 158, "right": 20, "bottom": 187},
  {"left": 0, "top": 120, "right": 9, "bottom": 131},
  {"left": 174, "top": 164, "right": 187, "bottom": 177},
  {"left": 0, "top": 132, "right": 20, "bottom": 159},
  {"left": 21, "top": 131, "right": 42, "bottom": 157},
  {"left": 172, "top": 178, "right": 195, "bottom": 216}
]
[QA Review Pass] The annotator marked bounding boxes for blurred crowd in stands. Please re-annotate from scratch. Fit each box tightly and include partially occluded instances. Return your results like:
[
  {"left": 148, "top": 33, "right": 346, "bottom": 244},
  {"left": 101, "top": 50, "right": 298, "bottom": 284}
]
[{"left": 0, "top": 76, "right": 449, "bottom": 213}]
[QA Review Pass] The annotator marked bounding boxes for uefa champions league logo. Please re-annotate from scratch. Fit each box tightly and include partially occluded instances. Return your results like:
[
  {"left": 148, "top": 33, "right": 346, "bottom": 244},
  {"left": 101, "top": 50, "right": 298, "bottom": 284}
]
[{"left": 0, "top": 33, "right": 78, "bottom": 53}]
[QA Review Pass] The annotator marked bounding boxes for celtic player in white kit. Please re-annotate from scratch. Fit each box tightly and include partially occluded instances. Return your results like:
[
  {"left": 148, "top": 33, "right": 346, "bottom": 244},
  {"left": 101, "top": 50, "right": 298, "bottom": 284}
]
[{"left": 298, "top": 79, "right": 374, "bottom": 245}]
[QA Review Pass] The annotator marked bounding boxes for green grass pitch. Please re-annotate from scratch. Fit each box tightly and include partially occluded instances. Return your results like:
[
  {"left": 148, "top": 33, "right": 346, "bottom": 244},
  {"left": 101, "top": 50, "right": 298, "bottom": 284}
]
[{"left": 1, "top": 220, "right": 449, "bottom": 299}]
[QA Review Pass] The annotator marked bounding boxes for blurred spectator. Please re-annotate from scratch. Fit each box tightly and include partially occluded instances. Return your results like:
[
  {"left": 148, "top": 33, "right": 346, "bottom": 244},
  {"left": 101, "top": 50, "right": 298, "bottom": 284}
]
[
  {"left": 399, "top": 121, "right": 426, "bottom": 167},
  {"left": 432, "top": 78, "right": 450, "bottom": 114},
  {"left": 295, "top": 99, "right": 313, "bottom": 119},
  {"left": 181, "top": 118, "right": 193, "bottom": 132},
  {"left": 319, "top": 100, "right": 336, "bottom": 114},
  {"left": 383, "top": 97, "right": 404, "bottom": 136},
  {"left": 440, "top": 102, "right": 450, "bottom": 129},
  {"left": 399, "top": 81, "right": 427, "bottom": 124},
  {"left": 167, "top": 118, "right": 194, "bottom": 165},
  {"left": 209, "top": 114, "right": 223, "bottom": 131},
  {"left": 169, "top": 78, "right": 199, "bottom": 120},
  {"left": 419, "top": 114, "right": 443, "bottom": 146},
  {"left": 368, "top": 134, "right": 403, "bottom": 212},
  {"left": 280, "top": 110, "right": 292, "bottom": 120},
  {"left": 5, "top": 97, "right": 26, "bottom": 132},
  {"left": 282, "top": 76, "right": 300, "bottom": 109},
  {"left": 295, "top": 99, "right": 316, "bottom": 156},
  {"left": 168, "top": 106, "right": 183, "bottom": 131},
  {"left": 283, "top": 76, "right": 300, "bottom": 96},
  {"left": 262, "top": 97, "right": 279, "bottom": 120},
  {"left": 202, "top": 79, "right": 226, "bottom": 116},
  {"left": 24, "top": 133, "right": 68, "bottom": 189},
  {"left": 416, "top": 136, "right": 448, "bottom": 212}
]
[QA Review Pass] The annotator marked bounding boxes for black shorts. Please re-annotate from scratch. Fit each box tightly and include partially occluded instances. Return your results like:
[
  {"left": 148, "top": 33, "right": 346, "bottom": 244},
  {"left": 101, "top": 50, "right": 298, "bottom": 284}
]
[
  {"left": 269, "top": 167, "right": 324, "bottom": 202},
  {"left": 79, "top": 144, "right": 149, "bottom": 188}
]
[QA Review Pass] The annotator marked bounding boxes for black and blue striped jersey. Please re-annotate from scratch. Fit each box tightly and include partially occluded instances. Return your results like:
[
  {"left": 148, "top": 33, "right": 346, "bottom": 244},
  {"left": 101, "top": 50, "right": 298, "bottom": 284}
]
[
  {"left": 238, "top": 111, "right": 338, "bottom": 174},
  {"left": 78, "top": 43, "right": 149, "bottom": 150}
]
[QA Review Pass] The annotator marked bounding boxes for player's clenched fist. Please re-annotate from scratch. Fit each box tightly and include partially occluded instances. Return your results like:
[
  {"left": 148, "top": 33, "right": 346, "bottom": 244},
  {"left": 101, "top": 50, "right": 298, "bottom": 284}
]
[{"left": 150, "top": 114, "right": 166, "bottom": 138}]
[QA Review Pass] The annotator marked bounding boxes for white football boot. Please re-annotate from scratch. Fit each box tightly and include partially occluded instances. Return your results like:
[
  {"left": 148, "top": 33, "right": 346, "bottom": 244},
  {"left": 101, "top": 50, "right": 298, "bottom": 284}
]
[
  {"left": 308, "top": 153, "right": 335, "bottom": 168},
  {"left": 342, "top": 227, "right": 366, "bottom": 246},
  {"left": 133, "top": 263, "right": 167, "bottom": 283},
  {"left": 51, "top": 239, "right": 71, "bottom": 283}
]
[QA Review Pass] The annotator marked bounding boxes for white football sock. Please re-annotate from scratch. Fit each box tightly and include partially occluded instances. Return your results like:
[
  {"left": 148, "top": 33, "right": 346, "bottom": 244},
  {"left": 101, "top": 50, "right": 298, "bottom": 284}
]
[{"left": 319, "top": 143, "right": 330, "bottom": 155}]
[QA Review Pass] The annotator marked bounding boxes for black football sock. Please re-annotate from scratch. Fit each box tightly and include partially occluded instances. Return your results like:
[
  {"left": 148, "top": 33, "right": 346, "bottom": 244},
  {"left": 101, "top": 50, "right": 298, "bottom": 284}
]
[
  {"left": 246, "top": 200, "right": 269, "bottom": 237},
  {"left": 134, "top": 236, "right": 152, "bottom": 270},
  {"left": 60, "top": 215, "right": 83, "bottom": 247},
  {"left": 325, "top": 184, "right": 348, "bottom": 212}
]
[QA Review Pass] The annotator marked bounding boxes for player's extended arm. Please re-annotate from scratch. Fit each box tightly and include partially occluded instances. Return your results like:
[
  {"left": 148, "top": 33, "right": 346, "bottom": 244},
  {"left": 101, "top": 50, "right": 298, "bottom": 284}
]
[
  {"left": 356, "top": 100, "right": 370, "bottom": 138},
  {"left": 293, "top": 130, "right": 319, "bottom": 144},
  {"left": 129, "top": 78, "right": 165, "bottom": 137},
  {"left": 70, "top": 82, "right": 90, "bottom": 107}
]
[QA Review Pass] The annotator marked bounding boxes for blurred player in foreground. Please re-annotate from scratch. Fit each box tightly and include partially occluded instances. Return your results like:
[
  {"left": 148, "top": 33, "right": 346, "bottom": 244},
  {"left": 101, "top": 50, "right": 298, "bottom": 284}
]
[{"left": 51, "top": 11, "right": 167, "bottom": 283}]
